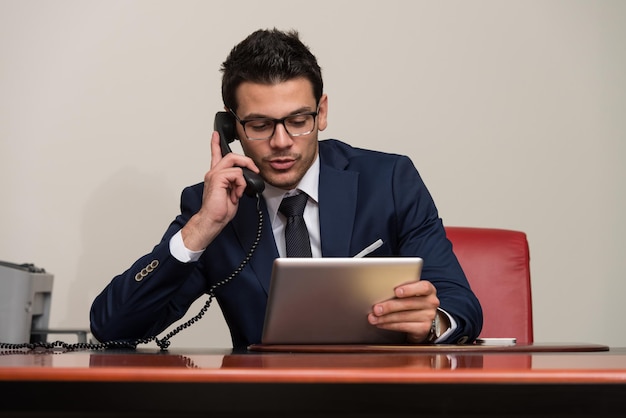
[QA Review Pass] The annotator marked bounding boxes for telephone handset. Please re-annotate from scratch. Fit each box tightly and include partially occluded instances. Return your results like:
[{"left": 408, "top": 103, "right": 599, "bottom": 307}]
[{"left": 214, "top": 111, "right": 265, "bottom": 197}]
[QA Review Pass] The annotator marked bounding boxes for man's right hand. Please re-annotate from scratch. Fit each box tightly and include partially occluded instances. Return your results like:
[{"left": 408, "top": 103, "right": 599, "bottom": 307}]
[{"left": 180, "top": 131, "right": 260, "bottom": 251}]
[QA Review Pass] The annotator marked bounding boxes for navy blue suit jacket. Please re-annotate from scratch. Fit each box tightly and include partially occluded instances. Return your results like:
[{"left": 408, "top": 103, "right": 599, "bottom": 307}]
[{"left": 90, "top": 139, "right": 482, "bottom": 349}]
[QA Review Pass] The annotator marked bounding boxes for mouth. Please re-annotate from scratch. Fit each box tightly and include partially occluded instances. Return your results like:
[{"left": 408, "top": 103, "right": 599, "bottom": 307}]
[{"left": 267, "top": 157, "right": 297, "bottom": 171}]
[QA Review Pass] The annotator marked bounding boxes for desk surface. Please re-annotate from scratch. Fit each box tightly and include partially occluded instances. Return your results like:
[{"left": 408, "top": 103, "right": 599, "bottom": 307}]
[
  {"left": 1, "top": 344, "right": 625, "bottom": 417},
  {"left": 0, "top": 343, "right": 623, "bottom": 384}
]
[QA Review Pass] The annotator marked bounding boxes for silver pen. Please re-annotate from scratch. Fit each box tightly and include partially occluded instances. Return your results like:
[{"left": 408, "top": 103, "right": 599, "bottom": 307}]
[{"left": 354, "top": 239, "right": 383, "bottom": 258}]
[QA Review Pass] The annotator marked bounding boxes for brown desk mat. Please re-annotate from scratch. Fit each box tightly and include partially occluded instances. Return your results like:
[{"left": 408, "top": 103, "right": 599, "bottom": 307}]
[{"left": 248, "top": 343, "right": 610, "bottom": 353}]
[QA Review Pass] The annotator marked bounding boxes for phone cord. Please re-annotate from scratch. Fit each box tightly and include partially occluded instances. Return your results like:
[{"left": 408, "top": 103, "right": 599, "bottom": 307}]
[{"left": 0, "top": 197, "right": 264, "bottom": 354}]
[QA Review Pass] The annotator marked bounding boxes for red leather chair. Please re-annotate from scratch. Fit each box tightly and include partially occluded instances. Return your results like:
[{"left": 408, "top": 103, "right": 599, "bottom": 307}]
[{"left": 445, "top": 227, "right": 533, "bottom": 343}]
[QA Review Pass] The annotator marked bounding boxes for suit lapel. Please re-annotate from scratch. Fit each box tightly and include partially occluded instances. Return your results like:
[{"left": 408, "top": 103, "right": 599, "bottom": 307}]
[{"left": 318, "top": 147, "right": 359, "bottom": 257}]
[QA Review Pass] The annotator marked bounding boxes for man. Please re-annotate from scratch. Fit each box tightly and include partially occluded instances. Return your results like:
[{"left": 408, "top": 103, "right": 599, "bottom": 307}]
[{"left": 90, "top": 29, "right": 482, "bottom": 350}]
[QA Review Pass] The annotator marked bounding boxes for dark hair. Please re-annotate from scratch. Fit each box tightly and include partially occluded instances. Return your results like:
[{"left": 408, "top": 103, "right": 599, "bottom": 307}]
[{"left": 221, "top": 28, "right": 323, "bottom": 112}]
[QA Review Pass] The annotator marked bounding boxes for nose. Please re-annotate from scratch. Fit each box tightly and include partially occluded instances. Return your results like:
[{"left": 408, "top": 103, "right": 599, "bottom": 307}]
[{"left": 269, "top": 122, "right": 293, "bottom": 148}]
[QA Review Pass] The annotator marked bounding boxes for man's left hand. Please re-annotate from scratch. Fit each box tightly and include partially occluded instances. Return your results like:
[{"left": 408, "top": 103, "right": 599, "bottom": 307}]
[{"left": 367, "top": 280, "right": 442, "bottom": 343}]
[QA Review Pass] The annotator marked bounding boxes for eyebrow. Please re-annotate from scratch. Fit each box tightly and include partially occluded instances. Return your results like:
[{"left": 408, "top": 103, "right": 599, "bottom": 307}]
[{"left": 241, "top": 106, "right": 315, "bottom": 120}]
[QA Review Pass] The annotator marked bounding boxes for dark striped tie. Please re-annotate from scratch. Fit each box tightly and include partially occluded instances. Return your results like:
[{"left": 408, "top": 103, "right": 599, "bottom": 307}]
[{"left": 278, "top": 193, "right": 312, "bottom": 257}]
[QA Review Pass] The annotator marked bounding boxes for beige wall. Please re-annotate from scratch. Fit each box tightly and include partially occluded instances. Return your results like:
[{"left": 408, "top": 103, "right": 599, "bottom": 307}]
[{"left": 1, "top": 0, "right": 625, "bottom": 348}]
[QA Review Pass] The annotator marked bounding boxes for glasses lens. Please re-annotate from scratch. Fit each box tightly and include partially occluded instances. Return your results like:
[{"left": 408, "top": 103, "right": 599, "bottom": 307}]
[
  {"left": 284, "top": 114, "right": 315, "bottom": 136},
  {"left": 244, "top": 119, "right": 275, "bottom": 141},
  {"left": 243, "top": 113, "right": 316, "bottom": 140}
]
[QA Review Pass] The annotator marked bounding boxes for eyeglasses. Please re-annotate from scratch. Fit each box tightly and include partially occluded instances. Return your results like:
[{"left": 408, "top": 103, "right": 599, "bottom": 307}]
[{"left": 230, "top": 109, "right": 318, "bottom": 141}]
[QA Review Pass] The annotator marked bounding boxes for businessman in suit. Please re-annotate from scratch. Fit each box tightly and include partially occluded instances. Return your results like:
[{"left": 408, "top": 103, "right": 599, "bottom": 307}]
[{"left": 90, "top": 29, "right": 482, "bottom": 350}]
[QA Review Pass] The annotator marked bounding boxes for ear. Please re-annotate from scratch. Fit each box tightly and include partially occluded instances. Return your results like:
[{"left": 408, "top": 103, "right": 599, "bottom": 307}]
[{"left": 317, "top": 94, "right": 328, "bottom": 131}]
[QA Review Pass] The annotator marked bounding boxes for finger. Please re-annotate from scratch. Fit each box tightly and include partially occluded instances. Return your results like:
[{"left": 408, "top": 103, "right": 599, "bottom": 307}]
[
  {"left": 371, "top": 289, "right": 439, "bottom": 322},
  {"left": 367, "top": 310, "right": 434, "bottom": 340},
  {"left": 228, "top": 169, "right": 249, "bottom": 204},
  {"left": 371, "top": 315, "right": 432, "bottom": 334},
  {"left": 211, "top": 166, "right": 248, "bottom": 200},
  {"left": 210, "top": 131, "right": 224, "bottom": 169},
  {"left": 371, "top": 297, "right": 432, "bottom": 320},
  {"left": 369, "top": 308, "right": 428, "bottom": 324},
  {"left": 395, "top": 280, "right": 435, "bottom": 299}
]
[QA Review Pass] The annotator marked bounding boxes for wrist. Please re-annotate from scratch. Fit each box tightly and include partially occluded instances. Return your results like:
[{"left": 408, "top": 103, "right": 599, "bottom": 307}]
[
  {"left": 424, "top": 310, "right": 451, "bottom": 344},
  {"left": 181, "top": 213, "right": 222, "bottom": 251}
]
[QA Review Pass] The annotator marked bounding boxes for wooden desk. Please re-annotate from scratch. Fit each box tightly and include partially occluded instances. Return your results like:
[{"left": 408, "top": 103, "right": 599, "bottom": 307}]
[{"left": 1, "top": 344, "right": 624, "bottom": 417}]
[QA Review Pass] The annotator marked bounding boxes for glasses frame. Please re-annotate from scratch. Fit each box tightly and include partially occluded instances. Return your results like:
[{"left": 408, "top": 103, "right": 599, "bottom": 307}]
[{"left": 229, "top": 108, "right": 319, "bottom": 141}]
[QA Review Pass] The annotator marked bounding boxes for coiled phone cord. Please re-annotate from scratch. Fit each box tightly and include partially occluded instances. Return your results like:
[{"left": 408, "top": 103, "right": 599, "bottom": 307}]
[{"left": 0, "top": 197, "right": 264, "bottom": 354}]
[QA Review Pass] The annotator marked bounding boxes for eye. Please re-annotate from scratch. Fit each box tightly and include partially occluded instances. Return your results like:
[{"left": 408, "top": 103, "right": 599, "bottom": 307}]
[
  {"left": 286, "top": 115, "right": 308, "bottom": 127},
  {"left": 246, "top": 119, "right": 274, "bottom": 132}
]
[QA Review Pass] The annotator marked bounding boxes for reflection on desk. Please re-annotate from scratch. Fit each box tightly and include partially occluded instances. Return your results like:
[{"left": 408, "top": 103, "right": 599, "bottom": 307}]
[
  {"left": 87, "top": 350, "right": 486, "bottom": 372},
  {"left": 0, "top": 344, "right": 624, "bottom": 417}
]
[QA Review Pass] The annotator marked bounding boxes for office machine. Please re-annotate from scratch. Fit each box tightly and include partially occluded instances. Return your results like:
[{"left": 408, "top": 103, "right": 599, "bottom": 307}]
[{"left": 0, "top": 261, "right": 53, "bottom": 344}]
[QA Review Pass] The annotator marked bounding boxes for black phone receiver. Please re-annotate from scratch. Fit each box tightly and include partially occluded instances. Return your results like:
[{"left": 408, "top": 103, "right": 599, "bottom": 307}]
[{"left": 214, "top": 111, "right": 265, "bottom": 197}]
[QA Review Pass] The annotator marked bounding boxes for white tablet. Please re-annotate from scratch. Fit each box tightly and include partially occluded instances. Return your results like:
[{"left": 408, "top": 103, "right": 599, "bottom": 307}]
[{"left": 261, "top": 257, "right": 423, "bottom": 345}]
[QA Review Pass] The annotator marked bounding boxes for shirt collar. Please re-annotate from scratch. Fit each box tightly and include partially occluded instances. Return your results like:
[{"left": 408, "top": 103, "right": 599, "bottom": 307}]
[{"left": 263, "top": 154, "right": 320, "bottom": 224}]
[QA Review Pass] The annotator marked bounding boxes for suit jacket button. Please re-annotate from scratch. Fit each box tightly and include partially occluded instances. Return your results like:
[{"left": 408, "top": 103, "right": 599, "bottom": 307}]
[
  {"left": 135, "top": 272, "right": 143, "bottom": 282},
  {"left": 457, "top": 336, "right": 469, "bottom": 344}
]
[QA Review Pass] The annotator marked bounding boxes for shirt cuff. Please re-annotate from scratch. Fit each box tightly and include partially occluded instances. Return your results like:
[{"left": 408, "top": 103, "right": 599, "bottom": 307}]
[{"left": 169, "top": 230, "right": 205, "bottom": 263}]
